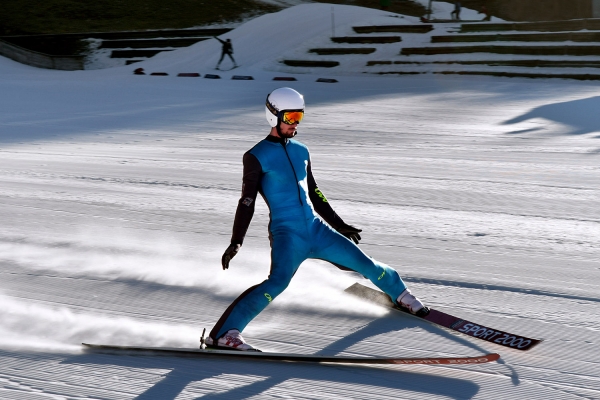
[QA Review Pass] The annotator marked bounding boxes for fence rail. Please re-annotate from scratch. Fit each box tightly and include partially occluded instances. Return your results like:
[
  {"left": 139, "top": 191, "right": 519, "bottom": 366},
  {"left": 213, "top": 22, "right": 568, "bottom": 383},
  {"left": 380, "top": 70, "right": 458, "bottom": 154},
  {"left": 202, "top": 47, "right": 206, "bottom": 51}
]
[{"left": 0, "top": 39, "right": 84, "bottom": 70}]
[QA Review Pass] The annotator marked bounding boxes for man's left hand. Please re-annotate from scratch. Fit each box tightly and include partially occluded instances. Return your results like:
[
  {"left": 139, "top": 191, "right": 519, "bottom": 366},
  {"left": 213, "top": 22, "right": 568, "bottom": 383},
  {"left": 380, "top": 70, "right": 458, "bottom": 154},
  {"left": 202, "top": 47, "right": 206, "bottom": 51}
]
[{"left": 337, "top": 224, "right": 362, "bottom": 244}]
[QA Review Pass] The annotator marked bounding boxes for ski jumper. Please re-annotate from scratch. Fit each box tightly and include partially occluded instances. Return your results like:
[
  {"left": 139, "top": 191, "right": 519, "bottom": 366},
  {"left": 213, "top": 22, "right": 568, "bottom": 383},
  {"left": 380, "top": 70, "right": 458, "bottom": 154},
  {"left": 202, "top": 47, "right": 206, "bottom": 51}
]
[
  {"left": 216, "top": 38, "right": 236, "bottom": 67},
  {"left": 210, "top": 135, "right": 409, "bottom": 340}
]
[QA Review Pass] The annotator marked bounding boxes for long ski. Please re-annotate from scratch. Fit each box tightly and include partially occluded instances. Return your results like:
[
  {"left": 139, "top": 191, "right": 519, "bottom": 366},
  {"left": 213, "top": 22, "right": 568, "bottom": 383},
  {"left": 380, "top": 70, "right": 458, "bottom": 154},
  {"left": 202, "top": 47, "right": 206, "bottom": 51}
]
[
  {"left": 345, "top": 283, "right": 542, "bottom": 351},
  {"left": 82, "top": 343, "right": 499, "bottom": 365}
]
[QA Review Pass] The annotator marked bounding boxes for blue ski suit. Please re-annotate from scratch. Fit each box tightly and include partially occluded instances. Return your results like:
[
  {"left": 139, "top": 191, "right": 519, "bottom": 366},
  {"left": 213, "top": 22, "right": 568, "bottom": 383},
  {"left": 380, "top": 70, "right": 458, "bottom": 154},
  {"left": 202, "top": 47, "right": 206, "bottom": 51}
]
[{"left": 210, "top": 135, "right": 408, "bottom": 340}]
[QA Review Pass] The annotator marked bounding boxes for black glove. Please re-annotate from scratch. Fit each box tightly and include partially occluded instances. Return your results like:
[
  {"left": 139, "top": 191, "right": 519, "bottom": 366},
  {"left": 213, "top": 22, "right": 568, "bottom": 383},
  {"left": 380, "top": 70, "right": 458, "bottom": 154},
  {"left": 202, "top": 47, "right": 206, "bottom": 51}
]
[
  {"left": 221, "top": 243, "right": 241, "bottom": 270},
  {"left": 337, "top": 223, "right": 362, "bottom": 244}
]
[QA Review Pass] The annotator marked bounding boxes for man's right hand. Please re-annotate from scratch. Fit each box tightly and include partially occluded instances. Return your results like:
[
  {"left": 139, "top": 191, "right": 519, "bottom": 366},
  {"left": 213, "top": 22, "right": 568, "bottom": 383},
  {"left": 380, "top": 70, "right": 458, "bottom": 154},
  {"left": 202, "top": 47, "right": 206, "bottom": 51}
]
[{"left": 221, "top": 243, "right": 241, "bottom": 270}]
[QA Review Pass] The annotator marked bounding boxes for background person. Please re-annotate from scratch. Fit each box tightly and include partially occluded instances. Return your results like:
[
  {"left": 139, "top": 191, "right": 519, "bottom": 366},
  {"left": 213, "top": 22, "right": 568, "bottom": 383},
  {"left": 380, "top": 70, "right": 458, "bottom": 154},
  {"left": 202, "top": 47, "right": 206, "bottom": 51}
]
[
  {"left": 215, "top": 37, "right": 237, "bottom": 70},
  {"left": 451, "top": 1, "right": 461, "bottom": 20}
]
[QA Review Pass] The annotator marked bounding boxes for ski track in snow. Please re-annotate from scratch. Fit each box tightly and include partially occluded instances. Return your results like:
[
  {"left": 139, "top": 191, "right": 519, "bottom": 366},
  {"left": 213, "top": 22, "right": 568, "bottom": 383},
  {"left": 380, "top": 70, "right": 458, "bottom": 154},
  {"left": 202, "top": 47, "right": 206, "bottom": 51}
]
[{"left": 1, "top": 4, "right": 600, "bottom": 400}]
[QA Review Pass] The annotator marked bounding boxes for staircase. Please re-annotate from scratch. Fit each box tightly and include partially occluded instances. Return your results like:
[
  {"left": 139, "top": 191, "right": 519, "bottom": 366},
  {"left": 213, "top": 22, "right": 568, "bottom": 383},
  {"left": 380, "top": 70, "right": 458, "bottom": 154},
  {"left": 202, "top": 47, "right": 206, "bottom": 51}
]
[
  {"left": 282, "top": 19, "right": 600, "bottom": 81},
  {"left": 282, "top": 25, "right": 430, "bottom": 70},
  {"left": 90, "top": 28, "right": 231, "bottom": 65},
  {"left": 378, "top": 18, "right": 600, "bottom": 80},
  {"left": 101, "top": 38, "right": 206, "bottom": 62}
]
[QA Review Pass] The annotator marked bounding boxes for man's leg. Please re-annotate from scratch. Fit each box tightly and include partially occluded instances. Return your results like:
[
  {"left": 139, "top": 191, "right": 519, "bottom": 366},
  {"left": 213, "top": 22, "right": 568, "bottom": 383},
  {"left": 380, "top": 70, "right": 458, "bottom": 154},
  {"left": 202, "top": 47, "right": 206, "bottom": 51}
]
[
  {"left": 216, "top": 52, "right": 225, "bottom": 68},
  {"left": 227, "top": 52, "right": 237, "bottom": 66},
  {"left": 210, "top": 230, "right": 308, "bottom": 340},
  {"left": 311, "top": 220, "right": 407, "bottom": 302}
]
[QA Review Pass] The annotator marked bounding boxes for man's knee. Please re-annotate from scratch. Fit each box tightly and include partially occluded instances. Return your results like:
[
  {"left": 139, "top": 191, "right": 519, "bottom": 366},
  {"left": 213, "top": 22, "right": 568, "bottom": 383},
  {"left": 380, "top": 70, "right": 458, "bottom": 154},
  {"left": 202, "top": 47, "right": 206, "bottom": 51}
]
[{"left": 265, "top": 268, "right": 294, "bottom": 296}]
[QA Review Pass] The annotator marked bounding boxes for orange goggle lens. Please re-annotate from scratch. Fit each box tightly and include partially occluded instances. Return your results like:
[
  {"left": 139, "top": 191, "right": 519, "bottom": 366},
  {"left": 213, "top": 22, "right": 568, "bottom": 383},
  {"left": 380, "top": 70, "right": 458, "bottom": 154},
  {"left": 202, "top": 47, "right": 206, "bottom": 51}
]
[{"left": 281, "top": 111, "right": 304, "bottom": 125}]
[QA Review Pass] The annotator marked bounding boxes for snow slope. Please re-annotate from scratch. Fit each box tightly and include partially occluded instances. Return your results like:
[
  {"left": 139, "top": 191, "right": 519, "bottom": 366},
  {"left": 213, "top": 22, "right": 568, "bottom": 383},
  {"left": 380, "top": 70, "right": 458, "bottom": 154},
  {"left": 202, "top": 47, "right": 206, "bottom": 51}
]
[
  {"left": 122, "top": 4, "right": 422, "bottom": 75},
  {"left": 93, "top": 4, "right": 481, "bottom": 74},
  {"left": 1, "top": 4, "right": 600, "bottom": 400}
]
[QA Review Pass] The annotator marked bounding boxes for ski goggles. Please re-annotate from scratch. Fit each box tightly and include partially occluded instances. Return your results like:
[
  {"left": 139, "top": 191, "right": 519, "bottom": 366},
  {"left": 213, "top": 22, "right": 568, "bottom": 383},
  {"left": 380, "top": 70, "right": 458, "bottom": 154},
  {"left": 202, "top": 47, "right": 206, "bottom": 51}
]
[{"left": 280, "top": 110, "right": 304, "bottom": 125}]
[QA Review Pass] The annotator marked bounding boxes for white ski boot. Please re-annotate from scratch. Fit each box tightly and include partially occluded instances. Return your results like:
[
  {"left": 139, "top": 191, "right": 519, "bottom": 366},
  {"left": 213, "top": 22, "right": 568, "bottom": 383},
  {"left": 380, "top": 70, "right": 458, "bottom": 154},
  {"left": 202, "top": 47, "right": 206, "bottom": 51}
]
[
  {"left": 204, "top": 329, "right": 260, "bottom": 352},
  {"left": 397, "top": 289, "right": 428, "bottom": 316}
]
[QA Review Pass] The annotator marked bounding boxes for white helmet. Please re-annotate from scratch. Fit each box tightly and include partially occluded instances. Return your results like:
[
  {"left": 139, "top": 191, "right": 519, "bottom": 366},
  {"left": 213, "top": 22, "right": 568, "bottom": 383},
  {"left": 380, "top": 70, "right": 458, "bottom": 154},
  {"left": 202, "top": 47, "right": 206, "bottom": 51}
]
[{"left": 265, "top": 87, "right": 305, "bottom": 127}]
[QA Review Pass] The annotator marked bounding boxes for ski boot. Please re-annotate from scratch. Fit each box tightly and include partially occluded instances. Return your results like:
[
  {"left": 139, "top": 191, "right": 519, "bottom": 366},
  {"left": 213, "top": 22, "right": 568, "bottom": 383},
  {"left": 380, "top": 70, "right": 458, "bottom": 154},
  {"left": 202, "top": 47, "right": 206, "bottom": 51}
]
[
  {"left": 202, "top": 329, "right": 261, "bottom": 352},
  {"left": 397, "top": 289, "right": 430, "bottom": 317}
]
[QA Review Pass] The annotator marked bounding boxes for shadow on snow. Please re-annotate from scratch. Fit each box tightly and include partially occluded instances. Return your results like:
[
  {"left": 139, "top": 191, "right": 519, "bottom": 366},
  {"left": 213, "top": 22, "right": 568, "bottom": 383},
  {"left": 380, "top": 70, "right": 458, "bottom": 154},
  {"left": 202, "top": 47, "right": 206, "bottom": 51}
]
[
  {"left": 502, "top": 95, "right": 600, "bottom": 139},
  {"left": 57, "top": 309, "right": 523, "bottom": 399}
]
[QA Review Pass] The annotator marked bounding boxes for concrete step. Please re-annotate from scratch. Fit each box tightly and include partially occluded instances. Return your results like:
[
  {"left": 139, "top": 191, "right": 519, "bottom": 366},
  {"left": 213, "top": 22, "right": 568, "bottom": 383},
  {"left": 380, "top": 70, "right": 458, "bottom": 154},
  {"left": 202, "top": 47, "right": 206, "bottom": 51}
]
[
  {"left": 375, "top": 70, "right": 600, "bottom": 80},
  {"left": 426, "top": 19, "right": 481, "bottom": 23},
  {"left": 331, "top": 36, "right": 401, "bottom": 44},
  {"left": 110, "top": 49, "right": 173, "bottom": 58},
  {"left": 353, "top": 25, "right": 433, "bottom": 34},
  {"left": 100, "top": 38, "right": 208, "bottom": 49},
  {"left": 401, "top": 45, "right": 600, "bottom": 56},
  {"left": 91, "top": 27, "right": 230, "bottom": 40},
  {"left": 432, "top": 32, "right": 600, "bottom": 43},
  {"left": 282, "top": 60, "right": 339, "bottom": 67},
  {"left": 460, "top": 19, "right": 600, "bottom": 33},
  {"left": 435, "top": 70, "right": 600, "bottom": 80},
  {"left": 309, "top": 48, "right": 376, "bottom": 55},
  {"left": 367, "top": 59, "right": 600, "bottom": 68}
]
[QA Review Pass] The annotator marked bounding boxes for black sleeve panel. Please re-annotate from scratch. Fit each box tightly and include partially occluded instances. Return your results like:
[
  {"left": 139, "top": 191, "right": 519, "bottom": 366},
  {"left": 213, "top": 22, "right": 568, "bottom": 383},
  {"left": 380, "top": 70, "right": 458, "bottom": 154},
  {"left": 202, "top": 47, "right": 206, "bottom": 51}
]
[
  {"left": 307, "top": 160, "right": 346, "bottom": 230},
  {"left": 230, "top": 152, "right": 262, "bottom": 245}
]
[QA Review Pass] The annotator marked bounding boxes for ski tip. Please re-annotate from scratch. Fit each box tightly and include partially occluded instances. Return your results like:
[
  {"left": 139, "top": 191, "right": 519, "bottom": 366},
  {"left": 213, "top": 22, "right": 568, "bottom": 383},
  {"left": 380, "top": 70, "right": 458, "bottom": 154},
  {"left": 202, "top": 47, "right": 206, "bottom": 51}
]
[{"left": 521, "top": 338, "right": 544, "bottom": 351}]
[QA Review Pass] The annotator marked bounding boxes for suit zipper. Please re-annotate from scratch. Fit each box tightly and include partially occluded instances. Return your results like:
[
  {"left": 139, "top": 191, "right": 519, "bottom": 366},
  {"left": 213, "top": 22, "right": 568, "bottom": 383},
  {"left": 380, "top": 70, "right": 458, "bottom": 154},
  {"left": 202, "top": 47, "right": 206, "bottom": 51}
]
[{"left": 281, "top": 142, "right": 303, "bottom": 206}]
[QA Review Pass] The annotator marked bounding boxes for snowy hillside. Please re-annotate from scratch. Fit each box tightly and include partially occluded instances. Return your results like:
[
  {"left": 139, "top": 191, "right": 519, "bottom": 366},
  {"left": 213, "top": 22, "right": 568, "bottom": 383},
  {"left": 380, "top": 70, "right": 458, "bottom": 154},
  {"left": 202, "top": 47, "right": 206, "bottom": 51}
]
[
  {"left": 87, "top": 3, "right": 495, "bottom": 73},
  {"left": 1, "top": 4, "right": 599, "bottom": 399},
  {"left": 117, "top": 4, "right": 418, "bottom": 75}
]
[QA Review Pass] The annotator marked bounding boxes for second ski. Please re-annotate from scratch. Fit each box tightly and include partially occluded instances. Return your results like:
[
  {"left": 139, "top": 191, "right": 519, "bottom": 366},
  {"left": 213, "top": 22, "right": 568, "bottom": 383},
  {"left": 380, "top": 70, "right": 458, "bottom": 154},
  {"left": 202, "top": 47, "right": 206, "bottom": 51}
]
[{"left": 345, "top": 282, "right": 542, "bottom": 351}]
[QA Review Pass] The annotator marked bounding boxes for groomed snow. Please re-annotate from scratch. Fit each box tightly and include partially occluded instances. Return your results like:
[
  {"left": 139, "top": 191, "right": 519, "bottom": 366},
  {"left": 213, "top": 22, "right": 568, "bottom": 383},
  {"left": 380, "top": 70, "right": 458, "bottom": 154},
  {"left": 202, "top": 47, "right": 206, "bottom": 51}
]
[{"left": 1, "top": 4, "right": 599, "bottom": 399}]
